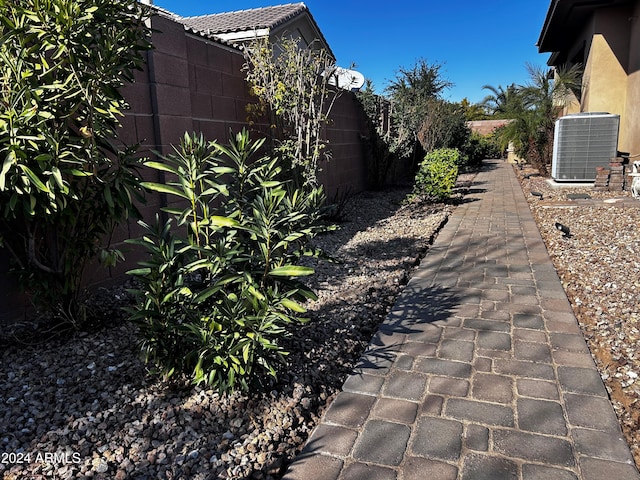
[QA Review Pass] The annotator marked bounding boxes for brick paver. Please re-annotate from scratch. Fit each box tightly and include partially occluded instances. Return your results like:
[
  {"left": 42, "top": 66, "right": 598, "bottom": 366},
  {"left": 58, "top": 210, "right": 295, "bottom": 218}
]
[{"left": 283, "top": 160, "right": 640, "bottom": 480}]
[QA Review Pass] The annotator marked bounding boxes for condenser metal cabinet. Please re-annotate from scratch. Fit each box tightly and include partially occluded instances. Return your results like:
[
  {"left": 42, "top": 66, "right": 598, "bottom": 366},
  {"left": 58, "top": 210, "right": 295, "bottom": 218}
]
[{"left": 551, "top": 112, "right": 620, "bottom": 181}]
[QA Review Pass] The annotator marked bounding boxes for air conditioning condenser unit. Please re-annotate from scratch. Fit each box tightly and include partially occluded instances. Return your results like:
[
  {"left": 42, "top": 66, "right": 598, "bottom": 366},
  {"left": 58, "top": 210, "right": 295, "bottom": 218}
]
[{"left": 551, "top": 112, "right": 620, "bottom": 181}]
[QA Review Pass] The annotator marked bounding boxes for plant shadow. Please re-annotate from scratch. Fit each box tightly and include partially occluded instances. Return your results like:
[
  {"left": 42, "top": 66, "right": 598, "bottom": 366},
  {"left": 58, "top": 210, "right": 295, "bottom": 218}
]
[{"left": 350, "top": 283, "right": 461, "bottom": 374}]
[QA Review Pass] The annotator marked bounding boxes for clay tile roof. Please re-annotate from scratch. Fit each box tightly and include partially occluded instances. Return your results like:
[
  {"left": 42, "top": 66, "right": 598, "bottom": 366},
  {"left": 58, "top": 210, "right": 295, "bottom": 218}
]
[{"left": 181, "top": 3, "right": 307, "bottom": 35}]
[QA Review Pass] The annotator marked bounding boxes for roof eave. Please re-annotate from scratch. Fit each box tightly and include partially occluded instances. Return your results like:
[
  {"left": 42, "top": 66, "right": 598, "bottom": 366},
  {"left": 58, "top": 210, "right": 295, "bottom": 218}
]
[
  {"left": 216, "top": 28, "right": 271, "bottom": 42},
  {"left": 269, "top": 7, "right": 336, "bottom": 61},
  {"left": 537, "top": 0, "right": 634, "bottom": 54},
  {"left": 537, "top": 0, "right": 560, "bottom": 52},
  {"left": 299, "top": 7, "right": 336, "bottom": 61}
]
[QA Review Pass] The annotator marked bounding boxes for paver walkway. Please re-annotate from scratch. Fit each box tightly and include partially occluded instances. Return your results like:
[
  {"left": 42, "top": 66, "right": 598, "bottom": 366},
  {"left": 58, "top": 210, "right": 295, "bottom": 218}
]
[{"left": 283, "top": 159, "right": 640, "bottom": 480}]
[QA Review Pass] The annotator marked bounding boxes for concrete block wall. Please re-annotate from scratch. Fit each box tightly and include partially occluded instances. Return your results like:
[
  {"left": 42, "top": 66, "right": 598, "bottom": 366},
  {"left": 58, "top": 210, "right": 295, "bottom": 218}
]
[
  {"left": 320, "top": 93, "right": 369, "bottom": 200},
  {"left": 0, "top": 13, "right": 371, "bottom": 323}
]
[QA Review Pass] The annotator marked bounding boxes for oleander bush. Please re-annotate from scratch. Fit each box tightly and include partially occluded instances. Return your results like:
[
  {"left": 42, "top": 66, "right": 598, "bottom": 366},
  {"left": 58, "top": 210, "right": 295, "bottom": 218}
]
[
  {"left": 410, "top": 148, "right": 460, "bottom": 202},
  {"left": 0, "top": 0, "right": 151, "bottom": 325},
  {"left": 126, "top": 130, "right": 332, "bottom": 392}
]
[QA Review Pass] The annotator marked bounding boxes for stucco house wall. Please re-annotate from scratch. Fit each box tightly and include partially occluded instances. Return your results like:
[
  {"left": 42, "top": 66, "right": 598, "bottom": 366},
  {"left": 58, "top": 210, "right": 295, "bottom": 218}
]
[
  {"left": 623, "top": 2, "right": 640, "bottom": 157},
  {"left": 539, "top": 0, "right": 640, "bottom": 157},
  {"left": 580, "top": 7, "right": 631, "bottom": 145}
]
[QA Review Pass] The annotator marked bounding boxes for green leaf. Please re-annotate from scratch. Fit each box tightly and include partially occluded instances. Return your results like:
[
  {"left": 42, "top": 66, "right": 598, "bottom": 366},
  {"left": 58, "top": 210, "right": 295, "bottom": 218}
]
[
  {"left": 126, "top": 267, "right": 152, "bottom": 276},
  {"left": 143, "top": 161, "right": 181, "bottom": 175},
  {"left": 268, "top": 265, "right": 315, "bottom": 277},
  {"left": 19, "top": 165, "right": 50, "bottom": 193},
  {"left": 37, "top": 111, "right": 54, "bottom": 119},
  {"left": 178, "top": 286, "right": 193, "bottom": 296},
  {"left": 162, "top": 207, "right": 184, "bottom": 216},
  {"left": 50, "top": 166, "right": 64, "bottom": 189},
  {"left": 140, "top": 182, "right": 190, "bottom": 199},
  {"left": 0, "top": 152, "right": 15, "bottom": 191},
  {"left": 16, "top": 135, "right": 42, "bottom": 142},
  {"left": 246, "top": 284, "right": 266, "bottom": 301},
  {"left": 69, "top": 169, "right": 93, "bottom": 177},
  {"left": 207, "top": 215, "right": 240, "bottom": 227},
  {"left": 35, "top": 154, "right": 53, "bottom": 162},
  {"left": 193, "top": 285, "right": 222, "bottom": 303},
  {"left": 104, "top": 185, "right": 114, "bottom": 209},
  {"left": 211, "top": 166, "right": 236, "bottom": 175},
  {"left": 261, "top": 180, "right": 281, "bottom": 188},
  {"left": 294, "top": 287, "right": 318, "bottom": 301},
  {"left": 242, "top": 344, "right": 250, "bottom": 363},
  {"left": 280, "top": 298, "right": 307, "bottom": 313}
]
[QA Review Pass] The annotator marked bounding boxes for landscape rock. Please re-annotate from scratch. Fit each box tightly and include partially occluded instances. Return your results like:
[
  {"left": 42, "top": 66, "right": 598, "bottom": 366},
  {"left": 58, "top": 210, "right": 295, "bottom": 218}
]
[
  {"left": 518, "top": 168, "right": 640, "bottom": 467},
  {"left": 0, "top": 185, "right": 458, "bottom": 479},
  {"left": 3, "top": 167, "right": 638, "bottom": 478}
]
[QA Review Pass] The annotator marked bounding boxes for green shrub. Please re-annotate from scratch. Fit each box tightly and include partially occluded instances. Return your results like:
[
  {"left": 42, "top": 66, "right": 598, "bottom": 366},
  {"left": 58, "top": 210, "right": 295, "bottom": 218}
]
[
  {"left": 410, "top": 148, "right": 460, "bottom": 202},
  {"left": 461, "top": 132, "right": 502, "bottom": 169},
  {"left": 0, "top": 0, "right": 151, "bottom": 324},
  {"left": 126, "top": 130, "right": 332, "bottom": 393}
]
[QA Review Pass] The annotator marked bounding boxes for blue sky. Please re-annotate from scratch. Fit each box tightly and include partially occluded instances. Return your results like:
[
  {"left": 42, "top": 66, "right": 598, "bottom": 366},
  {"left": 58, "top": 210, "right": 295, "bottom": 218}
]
[{"left": 152, "top": 0, "right": 552, "bottom": 104}]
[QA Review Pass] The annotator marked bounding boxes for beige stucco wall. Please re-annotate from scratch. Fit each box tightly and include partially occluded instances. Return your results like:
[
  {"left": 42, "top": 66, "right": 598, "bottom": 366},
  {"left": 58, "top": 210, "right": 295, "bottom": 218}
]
[
  {"left": 544, "top": 1, "right": 640, "bottom": 158},
  {"left": 562, "top": 93, "right": 581, "bottom": 115},
  {"left": 582, "top": 34, "right": 627, "bottom": 113},
  {"left": 581, "top": 12, "right": 628, "bottom": 111},
  {"left": 580, "top": 7, "right": 634, "bottom": 152},
  {"left": 626, "top": 69, "right": 640, "bottom": 156},
  {"left": 622, "top": 4, "right": 640, "bottom": 157}
]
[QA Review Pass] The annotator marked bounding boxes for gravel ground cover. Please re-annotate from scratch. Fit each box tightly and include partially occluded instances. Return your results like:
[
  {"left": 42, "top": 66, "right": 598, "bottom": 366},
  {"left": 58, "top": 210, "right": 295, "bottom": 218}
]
[
  {"left": 0, "top": 181, "right": 464, "bottom": 480},
  {"left": 516, "top": 166, "right": 640, "bottom": 468},
  {"left": 4, "top": 163, "right": 637, "bottom": 479}
]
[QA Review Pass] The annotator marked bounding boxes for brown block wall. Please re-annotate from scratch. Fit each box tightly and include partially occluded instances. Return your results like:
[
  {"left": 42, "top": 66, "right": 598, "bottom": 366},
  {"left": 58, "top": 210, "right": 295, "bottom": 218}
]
[{"left": 1, "top": 13, "right": 370, "bottom": 323}]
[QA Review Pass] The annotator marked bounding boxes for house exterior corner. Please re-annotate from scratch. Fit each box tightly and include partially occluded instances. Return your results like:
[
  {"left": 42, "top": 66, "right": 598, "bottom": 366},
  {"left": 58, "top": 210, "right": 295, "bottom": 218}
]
[{"left": 538, "top": 0, "right": 640, "bottom": 157}]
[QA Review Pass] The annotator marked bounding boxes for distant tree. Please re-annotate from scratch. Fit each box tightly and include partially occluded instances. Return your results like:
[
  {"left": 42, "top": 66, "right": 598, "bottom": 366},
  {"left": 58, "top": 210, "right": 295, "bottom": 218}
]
[
  {"left": 357, "top": 79, "right": 380, "bottom": 119},
  {"left": 459, "top": 98, "right": 488, "bottom": 121},
  {"left": 385, "top": 59, "right": 452, "bottom": 161},
  {"left": 384, "top": 59, "right": 472, "bottom": 172},
  {"left": 481, "top": 83, "right": 529, "bottom": 155},
  {"left": 418, "top": 100, "right": 469, "bottom": 154},
  {"left": 491, "top": 63, "right": 582, "bottom": 175}
]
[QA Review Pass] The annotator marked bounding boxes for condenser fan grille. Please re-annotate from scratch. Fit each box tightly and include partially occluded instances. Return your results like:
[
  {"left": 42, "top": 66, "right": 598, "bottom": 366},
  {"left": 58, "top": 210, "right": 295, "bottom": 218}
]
[{"left": 551, "top": 113, "right": 620, "bottom": 181}]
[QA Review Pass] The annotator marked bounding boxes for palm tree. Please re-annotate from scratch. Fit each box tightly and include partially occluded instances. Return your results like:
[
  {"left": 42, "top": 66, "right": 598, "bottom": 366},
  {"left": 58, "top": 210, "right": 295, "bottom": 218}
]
[
  {"left": 480, "top": 83, "right": 527, "bottom": 160},
  {"left": 517, "top": 63, "right": 582, "bottom": 175},
  {"left": 480, "top": 83, "right": 520, "bottom": 118},
  {"left": 489, "top": 63, "right": 582, "bottom": 175}
]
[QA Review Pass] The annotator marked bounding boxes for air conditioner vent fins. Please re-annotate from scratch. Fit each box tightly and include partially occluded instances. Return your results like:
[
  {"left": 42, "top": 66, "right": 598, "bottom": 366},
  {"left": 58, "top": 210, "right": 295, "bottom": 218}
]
[{"left": 551, "top": 113, "right": 620, "bottom": 181}]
